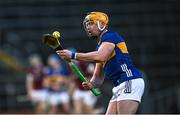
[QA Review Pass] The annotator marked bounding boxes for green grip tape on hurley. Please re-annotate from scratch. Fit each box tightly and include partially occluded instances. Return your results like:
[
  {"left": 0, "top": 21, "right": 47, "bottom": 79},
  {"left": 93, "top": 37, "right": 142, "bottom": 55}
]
[{"left": 69, "top": 62, "right": 101, "bottom": 96}]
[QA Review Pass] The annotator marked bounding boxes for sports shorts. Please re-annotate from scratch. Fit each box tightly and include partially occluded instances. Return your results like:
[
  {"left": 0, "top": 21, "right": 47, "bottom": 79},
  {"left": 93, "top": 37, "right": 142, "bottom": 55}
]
[{"left": 110, "top": 78, "right": 145, "bottom": 103}]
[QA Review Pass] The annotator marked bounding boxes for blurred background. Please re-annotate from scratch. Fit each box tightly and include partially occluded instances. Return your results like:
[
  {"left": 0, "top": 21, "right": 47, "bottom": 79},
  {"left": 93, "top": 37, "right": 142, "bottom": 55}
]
[{"left": 0, "top": 0, "right": 179, "bottom": 114}]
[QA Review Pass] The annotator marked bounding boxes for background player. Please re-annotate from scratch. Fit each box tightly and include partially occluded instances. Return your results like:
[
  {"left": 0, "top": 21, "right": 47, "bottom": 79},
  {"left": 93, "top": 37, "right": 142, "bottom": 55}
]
[
  {"left": 26, "top": 54, "right": 46, "bottom": 113},
  {"left": 43, "top": 54, "right": 71, "bottom": 114},
  {"left": 71, "top": 62, "right": 98, "bottom": 114},
  {"left": 56, "top": 11, "right": 145, "bottom": 114}
]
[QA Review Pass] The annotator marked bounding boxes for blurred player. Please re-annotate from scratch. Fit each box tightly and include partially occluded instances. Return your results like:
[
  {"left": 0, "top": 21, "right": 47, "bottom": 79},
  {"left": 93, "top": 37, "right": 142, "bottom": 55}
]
[
  {"left": 71, "top": 62, "right": 98, "bottom": 114},
  {"left": 56, "top": 11, "right": 145, "bottom": 114},
  {"left": 26, "top": 54, "right": 46, "bottom": 113},
  {"left": 43, "top": 54, "right": 70, "bottom": 114}
]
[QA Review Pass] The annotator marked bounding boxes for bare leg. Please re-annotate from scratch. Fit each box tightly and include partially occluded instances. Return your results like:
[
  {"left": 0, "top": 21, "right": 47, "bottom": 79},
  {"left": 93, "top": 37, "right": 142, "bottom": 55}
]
[
  {"left": 49, "top": 106, "right": 58, "bottom": 114},
  {"left": 73, "top": 99, "right": 83, "bottom": 114},
  {"left": 62, "top": 102, "right": 70, "bottom": 114},
  {"left": 117, "top": 100, "right": 139, "bottom": 114},
  {"left": 83, "top": 103, "right": 93, "bottom": 114},
  {"left": 105, "top": 101, "right": 117, "bottom": 114},
  {"left": 35, "top": 102, "right": 46, "bottom": 114}
]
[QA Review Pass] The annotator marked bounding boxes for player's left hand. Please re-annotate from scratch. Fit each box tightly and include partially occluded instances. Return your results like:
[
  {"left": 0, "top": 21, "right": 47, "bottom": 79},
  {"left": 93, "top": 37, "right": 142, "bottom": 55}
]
[
  {"left": 82, "top": 82, "right": 94, "bottom": 90},
  {"left": 56, "top": 50, "right": 72, "bottom": 60}
]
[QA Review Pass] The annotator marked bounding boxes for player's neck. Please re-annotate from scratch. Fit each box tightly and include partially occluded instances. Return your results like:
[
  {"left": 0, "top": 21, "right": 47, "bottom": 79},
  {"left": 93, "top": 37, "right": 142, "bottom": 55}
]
[{"left": 97, "top": 29, "right": 107, "bottom": 44}]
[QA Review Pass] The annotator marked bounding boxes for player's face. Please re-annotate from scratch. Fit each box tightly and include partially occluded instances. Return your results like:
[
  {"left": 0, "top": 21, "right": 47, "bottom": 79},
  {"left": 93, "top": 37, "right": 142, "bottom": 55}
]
[
  {"left": 85, "top": 21, "right": 101, "bottom": 39},
  {"left": 30, "top": 57, "right": 42, "bottom": 67}
]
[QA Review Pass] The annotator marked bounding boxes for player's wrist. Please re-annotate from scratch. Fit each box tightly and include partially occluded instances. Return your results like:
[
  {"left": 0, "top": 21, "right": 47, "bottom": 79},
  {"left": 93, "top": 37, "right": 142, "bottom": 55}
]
[
  {"left": 71, "top": 52, "right": 77, "bottom": 59},
  {"left": 90, "top": 81, "right": 97, "bottom": 88},
  {"left": 90, "top": 77, "right": 104, "bottom": 88}
]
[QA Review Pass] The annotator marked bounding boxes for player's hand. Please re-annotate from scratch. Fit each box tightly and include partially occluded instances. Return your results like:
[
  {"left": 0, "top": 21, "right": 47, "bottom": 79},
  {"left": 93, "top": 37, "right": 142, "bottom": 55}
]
[
  {"left": 56, "top": 50, "right": 72, "bottom": 60},
  {"left": 82, "top": 82, "right": 94, "bottom": 90}
]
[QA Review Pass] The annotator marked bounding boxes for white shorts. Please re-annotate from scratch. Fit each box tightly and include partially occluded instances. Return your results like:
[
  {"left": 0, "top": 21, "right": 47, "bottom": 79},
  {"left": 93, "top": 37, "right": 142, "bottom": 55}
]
[
  {"left": 46, "top": 91, "right": 70, "bottom": 106},
  {"left": 110, "top": 78, "right": 145, "bottom": 103},
  {"left": 72, "top": 89, "right": 97, "bottom": 107},
  {"left": 30, "top": 89, "right": 47, "bottom": 103}
]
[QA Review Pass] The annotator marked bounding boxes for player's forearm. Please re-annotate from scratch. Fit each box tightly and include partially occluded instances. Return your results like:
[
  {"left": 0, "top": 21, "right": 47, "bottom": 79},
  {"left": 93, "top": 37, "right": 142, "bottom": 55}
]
[
  {"left": 90, "top": 75, "right": 105, "bottom": 88},
  {"left": 26, "top": 76, "right": 33, "bottom": 92},
  {"left": 76, "top": 51, "right": 106, "bottom": 62},
  {"left": 90, "top": 63, "right": 104, "bottom": 88}
]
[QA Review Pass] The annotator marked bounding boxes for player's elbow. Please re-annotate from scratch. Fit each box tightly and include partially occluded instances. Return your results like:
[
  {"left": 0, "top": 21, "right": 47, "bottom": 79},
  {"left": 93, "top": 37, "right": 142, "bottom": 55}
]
[
  {"left": 99, "top": 56, "right": 107, "bottom": 62},
  {"left": 94, "top": 54, "right": 107, "bottom": 62}
]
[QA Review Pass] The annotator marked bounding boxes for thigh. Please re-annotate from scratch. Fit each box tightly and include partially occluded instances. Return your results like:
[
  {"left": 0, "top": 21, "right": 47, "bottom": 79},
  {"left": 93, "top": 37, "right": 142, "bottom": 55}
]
[
  {"left": 105, "top": 101, "right": 117, "bottom": 115},
  {"left": 83, "top": 91, "right": 97, "bottom": 107},
  {"left": 117, "top": 100, "right": 139, "bottom": 114}
]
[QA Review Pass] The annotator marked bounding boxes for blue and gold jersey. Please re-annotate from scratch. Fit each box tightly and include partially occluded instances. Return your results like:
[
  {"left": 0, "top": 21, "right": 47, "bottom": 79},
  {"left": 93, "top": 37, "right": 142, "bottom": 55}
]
[{"left": 97, "top": 30, "right": 142, "bottom": 86}]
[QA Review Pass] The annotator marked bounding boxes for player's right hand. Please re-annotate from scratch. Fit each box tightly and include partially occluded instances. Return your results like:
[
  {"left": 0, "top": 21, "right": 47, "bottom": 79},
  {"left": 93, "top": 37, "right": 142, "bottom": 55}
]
[
  {"left": 82, "top": 82, "right": 94, "bottom": 90},
  {"left": 56, "top": 50, "right": 72, "bottom": 60}
]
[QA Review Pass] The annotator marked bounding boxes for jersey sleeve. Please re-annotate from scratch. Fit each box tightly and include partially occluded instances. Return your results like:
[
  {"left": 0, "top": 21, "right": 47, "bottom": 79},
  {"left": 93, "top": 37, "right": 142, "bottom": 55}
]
[{"left": 101, "top": 32, "right": 117, "bottom": 47}]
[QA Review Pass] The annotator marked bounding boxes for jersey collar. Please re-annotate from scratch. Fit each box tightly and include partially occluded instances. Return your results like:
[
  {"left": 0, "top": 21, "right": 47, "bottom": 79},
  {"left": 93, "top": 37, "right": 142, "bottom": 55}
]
[{"left": 97, "top": 29, "right": 108, "bottom": 45}]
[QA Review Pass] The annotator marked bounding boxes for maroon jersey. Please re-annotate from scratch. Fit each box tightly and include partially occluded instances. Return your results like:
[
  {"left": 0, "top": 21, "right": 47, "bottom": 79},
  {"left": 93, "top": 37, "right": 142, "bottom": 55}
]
[
  {"left": 73, "top": 62, "right": 94, "bottom": 90},
  {"left": 28, "top": 65, "right": 45, "bottom": 89}
]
